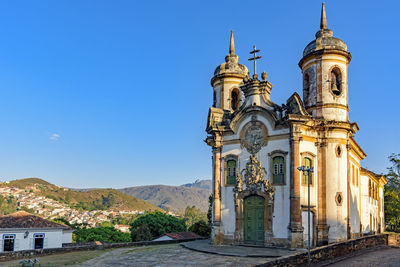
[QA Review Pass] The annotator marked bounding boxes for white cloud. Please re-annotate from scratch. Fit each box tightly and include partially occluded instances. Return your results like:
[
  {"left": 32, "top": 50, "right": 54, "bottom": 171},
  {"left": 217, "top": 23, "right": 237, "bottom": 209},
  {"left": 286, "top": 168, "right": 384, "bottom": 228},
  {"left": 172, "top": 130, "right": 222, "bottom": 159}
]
[{"left": 50, "top": 133, "right": 61, "bottom": 141}]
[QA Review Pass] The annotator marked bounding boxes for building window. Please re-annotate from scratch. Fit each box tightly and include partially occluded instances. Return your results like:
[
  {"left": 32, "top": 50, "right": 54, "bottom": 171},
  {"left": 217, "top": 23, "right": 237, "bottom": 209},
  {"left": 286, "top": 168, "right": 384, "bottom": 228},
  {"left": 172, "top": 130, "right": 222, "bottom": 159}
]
[
  {"left": 303, "top": 73, "right": 310, "bottom": 100},
  {"left": 213, "top": 90, "right": 216, "bottom": 107},
  {"left": 34, "top": 233, "right": 44, "bottom": 249},
  {"left": 336, "top": 145, "right": 342, "bottom": 157},
  {"left": 352, "top": 165, "right": 355, "bottom": 185},
  {"left": 3, "top": 234, "right": 15, "bottom": 252},
  {"left": 226, "top": 159, "right": 237, "bottom": 186},
  {"left": 330, "top": 68, "right": 342, "bottom": 96},
  {"left": 272, "top": 156, "right": 284, "bottom": 184},
  {"left": 230, "top": 88, "right": 240, "bottom": 111},
  {"left": 302, "top": 157, "right": 313, "bottom": 185}
]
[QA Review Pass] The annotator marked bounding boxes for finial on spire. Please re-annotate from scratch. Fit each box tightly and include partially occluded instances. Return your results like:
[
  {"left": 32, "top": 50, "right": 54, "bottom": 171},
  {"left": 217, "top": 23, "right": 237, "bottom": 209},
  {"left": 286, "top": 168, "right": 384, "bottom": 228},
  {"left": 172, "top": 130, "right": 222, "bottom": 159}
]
[
  {"left": 229, "top": 30, "right": 235, "bottom": 55},
  {"left": 320, "top": 3, "right": 327, "bottom": 29}
]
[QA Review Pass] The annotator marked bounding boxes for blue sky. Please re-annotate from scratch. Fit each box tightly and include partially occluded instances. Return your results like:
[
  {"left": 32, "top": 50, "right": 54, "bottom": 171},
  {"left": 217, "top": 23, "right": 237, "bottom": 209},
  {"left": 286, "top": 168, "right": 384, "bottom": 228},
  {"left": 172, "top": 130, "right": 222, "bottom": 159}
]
[{"left": 0, "top": 1, "right": 398, "bottom": 188}]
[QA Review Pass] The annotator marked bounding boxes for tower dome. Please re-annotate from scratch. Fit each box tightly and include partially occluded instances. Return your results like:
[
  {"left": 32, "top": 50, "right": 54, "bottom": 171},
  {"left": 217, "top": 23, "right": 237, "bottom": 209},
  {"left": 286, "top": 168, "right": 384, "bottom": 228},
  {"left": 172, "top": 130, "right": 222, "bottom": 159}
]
[
  {"left": 301, "top": 3, "right": 350, "bottom": 60},
  {"left": 212, "top": 31, "right": 248, "bottom": 79}
]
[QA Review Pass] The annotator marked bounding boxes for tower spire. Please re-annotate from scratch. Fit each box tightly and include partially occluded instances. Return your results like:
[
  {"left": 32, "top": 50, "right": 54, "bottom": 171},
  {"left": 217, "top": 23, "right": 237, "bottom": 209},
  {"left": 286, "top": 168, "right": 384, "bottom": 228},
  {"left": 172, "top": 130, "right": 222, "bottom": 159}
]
[
  {"left": 320, "top": 3, "right": 327, "bottom": 29},
  {"left": 229, "top": 30, "right": 235, "bottom": 55}
]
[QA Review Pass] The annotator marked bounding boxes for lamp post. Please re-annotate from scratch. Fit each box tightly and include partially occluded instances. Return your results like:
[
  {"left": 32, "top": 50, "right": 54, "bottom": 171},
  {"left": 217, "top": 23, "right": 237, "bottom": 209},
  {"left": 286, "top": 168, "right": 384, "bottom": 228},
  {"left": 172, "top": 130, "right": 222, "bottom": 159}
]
[{"left": 297, "top": 165, "right": 314, "bottom": 266}]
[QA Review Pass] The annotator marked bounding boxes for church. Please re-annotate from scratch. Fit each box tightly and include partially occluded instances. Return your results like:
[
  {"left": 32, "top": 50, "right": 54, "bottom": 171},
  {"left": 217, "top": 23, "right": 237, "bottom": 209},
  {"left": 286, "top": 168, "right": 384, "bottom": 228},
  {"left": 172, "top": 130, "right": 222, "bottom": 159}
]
[{"left": 205, "top": 4, "right": 387, "bottom": 248}]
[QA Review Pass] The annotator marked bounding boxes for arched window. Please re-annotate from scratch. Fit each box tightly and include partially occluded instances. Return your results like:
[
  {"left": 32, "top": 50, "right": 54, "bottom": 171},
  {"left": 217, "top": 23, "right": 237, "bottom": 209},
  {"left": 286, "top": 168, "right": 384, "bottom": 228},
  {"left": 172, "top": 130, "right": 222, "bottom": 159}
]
[
  {"left": 226, "top": 159, "right": 237, "bottom": 186},
  {"left": 330, "top": 68, "right": 342, "bottom": 96},
  {"left": 303, "top": 73, "right": 310, "bottom": 98},
  {"left": 302, "top": 157, "right": 313, "bottom": 185},
  {"left": 272, "top": 156, "right": 284, "bottom": 184},
  {"left": 231, "top": 88, "right": 240, "bottom": 111},
  {"left": 213, "top": 90, "right": 216, "bottom": 107}
]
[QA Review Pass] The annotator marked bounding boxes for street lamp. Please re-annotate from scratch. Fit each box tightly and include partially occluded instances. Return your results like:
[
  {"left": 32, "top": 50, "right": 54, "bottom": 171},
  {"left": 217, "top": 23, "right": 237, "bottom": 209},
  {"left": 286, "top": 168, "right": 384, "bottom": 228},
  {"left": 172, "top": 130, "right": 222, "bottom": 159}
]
[{"left": 297, "top": 165, "right": 314, "bottom": 266}]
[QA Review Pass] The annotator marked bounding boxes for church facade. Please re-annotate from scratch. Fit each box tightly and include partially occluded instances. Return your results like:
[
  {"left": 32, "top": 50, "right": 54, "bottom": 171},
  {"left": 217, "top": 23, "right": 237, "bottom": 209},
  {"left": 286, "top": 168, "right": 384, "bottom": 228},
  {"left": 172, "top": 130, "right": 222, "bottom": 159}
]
[{"left": 205, "top": 4, "right": 387, "bottom": 248}]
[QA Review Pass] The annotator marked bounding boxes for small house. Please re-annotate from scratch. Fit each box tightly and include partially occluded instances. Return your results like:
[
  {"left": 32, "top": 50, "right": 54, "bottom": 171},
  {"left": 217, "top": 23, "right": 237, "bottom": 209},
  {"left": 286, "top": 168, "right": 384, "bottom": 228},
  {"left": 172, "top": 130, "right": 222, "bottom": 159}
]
[{"left": 0, "top": 211, "right": 73, "bottom": 252}]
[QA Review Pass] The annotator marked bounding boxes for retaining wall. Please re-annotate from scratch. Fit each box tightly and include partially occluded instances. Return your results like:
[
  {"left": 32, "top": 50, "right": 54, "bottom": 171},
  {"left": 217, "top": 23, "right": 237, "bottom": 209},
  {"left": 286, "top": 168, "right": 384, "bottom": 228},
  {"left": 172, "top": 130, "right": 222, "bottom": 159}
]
[{"left": 256, "top": 234, "right": 399, "bottom": 267}]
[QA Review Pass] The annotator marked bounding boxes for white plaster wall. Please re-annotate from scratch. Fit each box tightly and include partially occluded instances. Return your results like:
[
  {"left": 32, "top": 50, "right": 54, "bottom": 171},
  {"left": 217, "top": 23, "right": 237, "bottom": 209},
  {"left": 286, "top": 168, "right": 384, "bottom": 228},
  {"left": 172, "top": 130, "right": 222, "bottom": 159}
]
[
  {"left": 0, "top": 229, "right": 64, "bottom": 252},
  {"left": 62, "top": 230, "right": 73, "bottom": 244},
  {"left": 360, "top": 174, "right": 370, "bottom": 233},
  {"left": 349, "top": 160, "right": 361, "bottom": 234},
  {"left": 219, "top": 111, "right": 291, "bottom": 240},
  {"left": 359, "top": 174, "right": 380, "bottom": 233},
  {"left": 320, "top": 55, "right": 348, "bottom": 121},
  {"left": 153, "top": 235, "right": 173, "bottom": 241},
  {"left": 299, "top": 140, "right": 318, "bottom": 208},
  {"left": 325, "top": 141, "right": 348, "bottom": 242}
]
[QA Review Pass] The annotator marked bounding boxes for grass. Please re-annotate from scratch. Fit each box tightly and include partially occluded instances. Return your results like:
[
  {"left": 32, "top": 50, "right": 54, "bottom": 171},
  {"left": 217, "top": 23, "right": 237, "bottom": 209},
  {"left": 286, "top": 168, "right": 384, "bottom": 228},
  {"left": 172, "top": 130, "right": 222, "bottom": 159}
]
[{"left": 1, "top": 249, "right": 107, "bottom": 267}]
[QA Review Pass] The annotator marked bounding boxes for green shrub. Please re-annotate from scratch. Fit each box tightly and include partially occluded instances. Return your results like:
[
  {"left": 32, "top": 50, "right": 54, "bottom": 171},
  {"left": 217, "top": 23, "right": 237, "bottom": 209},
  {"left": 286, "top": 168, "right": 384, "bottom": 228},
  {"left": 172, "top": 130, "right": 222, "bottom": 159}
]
[{"left": 130, "top": 211, "right": 186, "bottom": 241}]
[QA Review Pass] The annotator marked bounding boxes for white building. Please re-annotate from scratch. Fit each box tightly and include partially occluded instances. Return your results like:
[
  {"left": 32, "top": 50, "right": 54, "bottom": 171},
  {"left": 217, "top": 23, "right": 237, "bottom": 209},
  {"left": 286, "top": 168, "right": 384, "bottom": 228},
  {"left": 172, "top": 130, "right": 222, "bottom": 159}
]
[
  {"left": 205, "top": 4, "right": 387, "bottom": 248},
  {"left": 0, "top": 211, "right": 73, "bottom": 252}
]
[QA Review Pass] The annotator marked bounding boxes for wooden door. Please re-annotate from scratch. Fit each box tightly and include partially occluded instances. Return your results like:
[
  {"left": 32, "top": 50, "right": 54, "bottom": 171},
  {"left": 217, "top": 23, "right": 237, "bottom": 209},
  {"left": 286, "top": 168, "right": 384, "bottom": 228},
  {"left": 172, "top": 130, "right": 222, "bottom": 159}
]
[{"left": 244, "top": 195, "right": 265, "bottom": 245}]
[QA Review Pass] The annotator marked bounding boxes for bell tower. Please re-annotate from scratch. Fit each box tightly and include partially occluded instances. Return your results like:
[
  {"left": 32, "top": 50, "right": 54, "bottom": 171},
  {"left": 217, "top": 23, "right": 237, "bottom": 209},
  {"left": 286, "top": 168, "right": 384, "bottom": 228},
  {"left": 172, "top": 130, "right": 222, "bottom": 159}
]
[
  {"left": 298, "top": 3, "right": 352, "bottom": 122},
  {"left": 211, "top": 31, "right": 248, "bottom": 112}
]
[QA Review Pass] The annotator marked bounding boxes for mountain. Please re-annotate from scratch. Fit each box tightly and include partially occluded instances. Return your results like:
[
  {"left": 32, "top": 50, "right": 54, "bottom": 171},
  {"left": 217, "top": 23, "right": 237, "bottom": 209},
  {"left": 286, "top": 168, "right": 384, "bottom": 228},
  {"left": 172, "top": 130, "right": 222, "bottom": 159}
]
[
  {"left": 2, "top": 178, "right": 162, "bottom": 212},
  {"left": 119, "top": 181, "right": 212, "bottom": 214},
  {"left": 181, "top": 179, "right": 212, "bottom": 190}
]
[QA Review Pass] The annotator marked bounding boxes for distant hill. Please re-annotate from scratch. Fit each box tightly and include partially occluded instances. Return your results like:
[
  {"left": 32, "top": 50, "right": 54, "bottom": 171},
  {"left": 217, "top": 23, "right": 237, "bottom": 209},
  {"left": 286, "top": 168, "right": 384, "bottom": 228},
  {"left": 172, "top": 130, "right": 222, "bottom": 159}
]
[
  {"left": 3, "top": 178, "right": 162, "bottom": 212},
  {"left": 181, "top": 179, "right": 211, "bottom": 190},
  {"left": 119, "top": 181, "right": 212, "bottom": 214}
]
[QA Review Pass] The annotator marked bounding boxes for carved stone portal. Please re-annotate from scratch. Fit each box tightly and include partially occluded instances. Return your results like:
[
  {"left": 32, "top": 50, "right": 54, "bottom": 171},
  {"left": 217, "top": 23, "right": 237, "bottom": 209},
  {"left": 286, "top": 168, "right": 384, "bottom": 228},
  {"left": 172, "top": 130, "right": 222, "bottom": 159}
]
[{"left": 233, "top": 153, "right": 275, "bottom": 245}]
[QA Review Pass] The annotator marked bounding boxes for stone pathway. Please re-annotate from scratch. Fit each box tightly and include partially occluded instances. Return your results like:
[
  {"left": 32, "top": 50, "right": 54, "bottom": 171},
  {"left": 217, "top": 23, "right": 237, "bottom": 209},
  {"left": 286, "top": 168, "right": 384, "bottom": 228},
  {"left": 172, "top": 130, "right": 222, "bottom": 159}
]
[
  {"left": 319, "top": 247, "right": 400, "bottom": 267},
  {"left": 71, "top": 243, "right": 275, "bottom": 267},
  {"left": 182, "top": 239, "right": 302, "bottom": 257}
]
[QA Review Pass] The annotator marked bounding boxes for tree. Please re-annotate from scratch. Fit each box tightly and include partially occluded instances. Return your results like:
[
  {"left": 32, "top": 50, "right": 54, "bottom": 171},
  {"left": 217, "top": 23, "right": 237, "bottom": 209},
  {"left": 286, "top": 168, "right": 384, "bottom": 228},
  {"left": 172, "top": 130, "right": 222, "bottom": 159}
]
[
  {"left": 73, "top": 227, "right": 131, "bottom": 243},
  {"left": 184, "top": 206, "right": 206, "bottom": 228},
  {"left": 385, "top": 153, "right": 400, "bottom": 232},
  {"left": 130, "top": 211, "right": 186, "bottom": 241},
  {"left": 188, "top": 220, "right": 211, "bottom": 237}
]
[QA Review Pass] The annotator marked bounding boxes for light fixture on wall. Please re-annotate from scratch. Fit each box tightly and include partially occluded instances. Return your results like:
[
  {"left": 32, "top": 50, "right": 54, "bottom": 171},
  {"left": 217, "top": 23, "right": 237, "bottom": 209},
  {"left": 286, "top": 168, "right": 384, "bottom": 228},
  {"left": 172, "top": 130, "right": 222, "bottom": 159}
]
[{"left": 24, "top": 231, "right": 29, "bottom": 239}]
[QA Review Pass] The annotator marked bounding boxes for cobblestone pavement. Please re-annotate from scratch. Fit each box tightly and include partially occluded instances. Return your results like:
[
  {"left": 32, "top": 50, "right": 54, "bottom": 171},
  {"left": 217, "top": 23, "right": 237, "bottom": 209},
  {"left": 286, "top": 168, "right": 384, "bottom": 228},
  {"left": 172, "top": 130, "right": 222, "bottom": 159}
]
[
  {"left": 72, "top": 243, "right": 274, "bottom": 267},
  {"left": 322, "top": 247, "right": 400, "bottom": 267}
]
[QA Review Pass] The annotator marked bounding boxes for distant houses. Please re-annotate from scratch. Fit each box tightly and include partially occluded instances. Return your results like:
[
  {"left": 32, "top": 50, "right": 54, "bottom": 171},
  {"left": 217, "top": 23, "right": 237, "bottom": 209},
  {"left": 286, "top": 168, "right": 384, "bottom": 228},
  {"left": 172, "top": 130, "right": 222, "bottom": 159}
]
[
  {"left": 114, "top": 224, "right": 130, "bottom": 233},
  {"left": 0, "top": 211, "right": 73, "bottom": 252}
]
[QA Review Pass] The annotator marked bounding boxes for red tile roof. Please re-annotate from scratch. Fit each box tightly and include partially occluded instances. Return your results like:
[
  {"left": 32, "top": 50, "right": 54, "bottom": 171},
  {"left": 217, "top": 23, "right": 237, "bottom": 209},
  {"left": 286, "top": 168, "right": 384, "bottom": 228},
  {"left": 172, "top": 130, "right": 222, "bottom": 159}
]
[
  {"left": 164, "top": 232, "right": 201, "bottom": 240},
  {"left": 0, "top": 211, "right": 71, "bottom": 229}
]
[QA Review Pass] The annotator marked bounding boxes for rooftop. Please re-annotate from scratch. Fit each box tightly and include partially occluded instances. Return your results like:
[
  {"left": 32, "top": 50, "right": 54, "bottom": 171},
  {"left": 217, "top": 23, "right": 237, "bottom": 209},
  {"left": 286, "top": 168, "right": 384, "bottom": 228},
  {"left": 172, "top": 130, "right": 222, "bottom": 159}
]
[{"left": 0, "top": 211, "right": 71, "bottom": 229}]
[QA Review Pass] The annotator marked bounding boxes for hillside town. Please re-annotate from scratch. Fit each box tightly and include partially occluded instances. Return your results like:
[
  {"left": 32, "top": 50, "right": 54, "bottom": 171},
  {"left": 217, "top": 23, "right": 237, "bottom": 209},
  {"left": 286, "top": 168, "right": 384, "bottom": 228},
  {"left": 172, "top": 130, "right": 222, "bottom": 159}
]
[{"left": 0, "top": 185, "right": 144, "bottom": 227}]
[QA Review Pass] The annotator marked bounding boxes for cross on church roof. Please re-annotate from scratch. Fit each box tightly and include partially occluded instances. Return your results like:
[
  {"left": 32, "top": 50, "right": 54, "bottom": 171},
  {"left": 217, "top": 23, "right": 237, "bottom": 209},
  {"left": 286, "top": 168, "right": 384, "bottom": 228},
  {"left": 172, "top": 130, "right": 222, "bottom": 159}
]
[{"left": 248, "top": 45, "right": 262, "bottom": 78}]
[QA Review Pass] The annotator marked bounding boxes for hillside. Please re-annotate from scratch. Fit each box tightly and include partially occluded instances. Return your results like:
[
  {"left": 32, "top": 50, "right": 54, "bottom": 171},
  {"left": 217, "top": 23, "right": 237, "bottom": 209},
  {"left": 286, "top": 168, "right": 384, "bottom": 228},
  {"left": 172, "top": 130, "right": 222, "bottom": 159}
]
[
  {"left": 119, "top": 182, "right": 211, "bottom": 214},
  {"left": 181, "top": 179, "right": 211, "bottom": 190},
  {"left": 3, "top": 178, "right": 162, "bottom": 212}
]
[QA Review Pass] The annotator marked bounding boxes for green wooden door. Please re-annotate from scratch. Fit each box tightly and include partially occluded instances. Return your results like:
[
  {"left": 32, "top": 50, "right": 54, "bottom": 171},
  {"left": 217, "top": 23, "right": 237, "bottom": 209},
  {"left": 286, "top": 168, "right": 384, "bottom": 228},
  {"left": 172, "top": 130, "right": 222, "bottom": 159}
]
[{"left": 244, "top": 195, "right": 265, "bottom": 245}]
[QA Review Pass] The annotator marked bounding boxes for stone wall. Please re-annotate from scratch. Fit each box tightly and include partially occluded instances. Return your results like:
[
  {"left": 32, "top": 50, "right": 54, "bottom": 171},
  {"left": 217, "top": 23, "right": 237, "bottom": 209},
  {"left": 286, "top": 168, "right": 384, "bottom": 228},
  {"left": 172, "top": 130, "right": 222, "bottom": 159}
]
[
  {"left": 0, "top": 237, "right": 206, "bottom": 262},
  {"left": 256, "top": 234, "right": 399, "bottom": 267},
  {"left": 388, "top": 233, "right": 400, "bottom": 247}
]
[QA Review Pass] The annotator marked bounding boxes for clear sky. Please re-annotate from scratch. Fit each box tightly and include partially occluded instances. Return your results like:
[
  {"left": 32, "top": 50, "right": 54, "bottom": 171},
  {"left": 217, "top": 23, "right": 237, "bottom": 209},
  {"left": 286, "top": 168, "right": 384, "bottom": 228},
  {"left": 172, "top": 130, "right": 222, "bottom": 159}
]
[{"left": 0, "top": 1, "right": 398, "bottom": 188}]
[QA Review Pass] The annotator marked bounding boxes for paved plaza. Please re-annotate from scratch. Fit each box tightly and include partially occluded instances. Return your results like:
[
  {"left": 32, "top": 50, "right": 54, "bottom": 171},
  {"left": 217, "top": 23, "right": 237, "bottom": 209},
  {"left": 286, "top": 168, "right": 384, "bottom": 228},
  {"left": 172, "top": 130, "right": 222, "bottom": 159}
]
[
  {"left": 320, "top": 247, "right": 400, "bottom": 267},
  {"left": 71, "top": 243, "right": 276, "bottom": 267}
]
